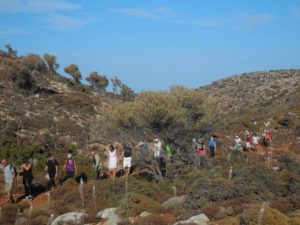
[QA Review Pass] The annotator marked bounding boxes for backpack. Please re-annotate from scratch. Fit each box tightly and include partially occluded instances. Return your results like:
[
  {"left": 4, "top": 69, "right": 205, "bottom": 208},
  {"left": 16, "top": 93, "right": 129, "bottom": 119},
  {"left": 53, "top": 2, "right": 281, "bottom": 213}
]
[
  {"left": 209, "top": 140, "right": 215, "bottom": 148},
  {"left": 10, "top": 165, "right": 17, "bottom": 178}
]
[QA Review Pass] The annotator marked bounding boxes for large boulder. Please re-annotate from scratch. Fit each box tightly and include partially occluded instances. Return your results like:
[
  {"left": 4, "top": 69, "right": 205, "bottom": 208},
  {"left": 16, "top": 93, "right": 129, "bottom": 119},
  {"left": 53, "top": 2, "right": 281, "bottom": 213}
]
[
  {"left": 162, "top": 195, "right": 187, "bottom": 208},
  {"left": 173, "top": 214, "right": 209, "bottom": 225},
  {"left": 51, "top": 212, "right": 88, "bottom": 225},
  {"left": 97, "top": 208, "right": 121, "bottom": 225}
]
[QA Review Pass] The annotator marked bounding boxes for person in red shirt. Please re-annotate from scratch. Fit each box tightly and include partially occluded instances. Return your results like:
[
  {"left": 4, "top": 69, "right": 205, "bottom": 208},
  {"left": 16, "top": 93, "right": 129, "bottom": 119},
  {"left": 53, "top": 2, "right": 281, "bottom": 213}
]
[{"left": 245, "top": 134, "right": 252, "bottom": 150}]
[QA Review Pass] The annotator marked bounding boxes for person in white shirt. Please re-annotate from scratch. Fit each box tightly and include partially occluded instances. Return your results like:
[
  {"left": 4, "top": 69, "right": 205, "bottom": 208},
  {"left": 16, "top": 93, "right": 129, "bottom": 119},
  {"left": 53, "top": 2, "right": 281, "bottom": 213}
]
[
  {"left": 154, "top": 139, "right": 162, "bottom": 159},
  {"left": 234, "top": 135, "right": 242, "bottom": 152},
  {"left": 0, "top": 159, "right": 16, "bottom": 203},
  {"left": 252, "top": 133, "right": 260, "bottom": 151}
]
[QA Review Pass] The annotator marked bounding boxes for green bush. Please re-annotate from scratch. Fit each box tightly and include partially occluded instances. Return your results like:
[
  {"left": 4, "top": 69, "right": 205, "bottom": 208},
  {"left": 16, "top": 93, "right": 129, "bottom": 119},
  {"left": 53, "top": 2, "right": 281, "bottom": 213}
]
[{"left": 0, "top": 144, "right": 40, "bottom": 166}]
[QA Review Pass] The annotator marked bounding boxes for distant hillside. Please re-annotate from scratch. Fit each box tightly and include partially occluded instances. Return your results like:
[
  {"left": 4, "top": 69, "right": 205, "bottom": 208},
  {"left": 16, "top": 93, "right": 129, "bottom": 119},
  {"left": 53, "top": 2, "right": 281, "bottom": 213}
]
[
  {"left": 200, "top": 70, "right": 300, "bottom": 151},
  {"left": 0, "top": 48, "right": 299, "bottom": 152},
  {"left": 200, "top": 70, "right": 300, "bottom": 113}
]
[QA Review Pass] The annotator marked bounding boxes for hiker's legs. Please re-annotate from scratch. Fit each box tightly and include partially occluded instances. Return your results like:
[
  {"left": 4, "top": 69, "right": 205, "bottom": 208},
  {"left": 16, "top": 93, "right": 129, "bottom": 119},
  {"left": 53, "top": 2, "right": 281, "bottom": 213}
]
[
  {"left": 67, "top": 171, "right": 75, "bottom": 179},
  {"left": 60, "top": 171, "right": 74, "bottom": 185},
  {"left": 23, "top": 176, "right": 32, "bottom": 197},
  {"left": 95, "top": 167, "right": 101, "bottom": 180},
  {"left": 210, "top": 147, "right": 215, "bottom": 158},
  {"left": 112, "top": 168, "right": 116, "bottom": 180},
  {"left": 48, "top": 172, "right": 56, "bottom": 189},
  {"left": 5, "top": 181, "right": 15, "bottom": 203}
]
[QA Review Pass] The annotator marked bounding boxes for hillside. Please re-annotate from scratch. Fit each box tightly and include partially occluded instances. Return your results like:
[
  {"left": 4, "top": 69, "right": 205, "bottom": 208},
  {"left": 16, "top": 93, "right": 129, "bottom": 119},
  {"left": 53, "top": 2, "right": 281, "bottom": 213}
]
[
  {"left": 1, "top": 50, "right": 300, "bottom": 152},
  {"left": 201, "top": 70, "right": 300, "bottom": 114},
  {"left": 0, "top": 48, "right": 300, "bottom": 225},
  {"left": 0, "top": 51, "right": 123, "bottom": 149},
  {"left": 199, "top": 70, "right": 300, "bottom": 152}
]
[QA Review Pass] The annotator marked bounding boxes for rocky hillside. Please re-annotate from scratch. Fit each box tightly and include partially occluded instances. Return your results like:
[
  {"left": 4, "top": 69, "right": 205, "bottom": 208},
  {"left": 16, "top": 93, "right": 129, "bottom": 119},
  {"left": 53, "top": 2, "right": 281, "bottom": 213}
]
[
  {"left": 200, "top": 70, "right": 300, "bottom": 113},
  {"left": 0, "top": 51, "right": 121, "bottom": 149},
  {"left": 199, "top": 70, "right": 300, "bottom": 152},
  {"left": 0, "top": 48, "right": 299, "bottom": 152},
  {"left": 0, "top": 49, "right": 300, "bottom": 225}
]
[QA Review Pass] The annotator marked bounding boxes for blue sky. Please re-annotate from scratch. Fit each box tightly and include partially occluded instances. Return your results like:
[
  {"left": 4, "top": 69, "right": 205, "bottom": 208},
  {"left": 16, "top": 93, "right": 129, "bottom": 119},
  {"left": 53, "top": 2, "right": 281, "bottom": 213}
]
[{"left": 0, "top": 0, "right": 300, "bottom": 92}]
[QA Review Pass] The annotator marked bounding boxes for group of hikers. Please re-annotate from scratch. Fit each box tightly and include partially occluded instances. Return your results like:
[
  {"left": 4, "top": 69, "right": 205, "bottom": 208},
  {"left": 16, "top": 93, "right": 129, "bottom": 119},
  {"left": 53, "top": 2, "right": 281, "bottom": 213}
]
[
  {"left": 233, "top": 129, "right": 272, "bottom": 153},
  {"left": 0, "top": 128, "right": 273, "bottom": 204}
]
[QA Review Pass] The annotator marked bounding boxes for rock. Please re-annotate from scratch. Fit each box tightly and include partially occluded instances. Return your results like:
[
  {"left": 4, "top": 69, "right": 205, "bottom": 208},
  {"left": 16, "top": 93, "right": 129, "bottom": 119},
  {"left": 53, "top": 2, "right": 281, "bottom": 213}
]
[
  {"left": 272, "top": 166, "right": 280, "bottom": 171},
  {"left": 162, "top": 195, "right": 187, "bottom": 208},
  {"left": 97, "top": 208, "right": 121, "bottom": 225},
  {"left": 51, "top": 212, "right": 88, "bottom": 225},
  {"left": 140, "top": 212, "right": 152, "bottom": 217},
  {"left": 173, "top": 214, "right": 209, "bottom": 225}
]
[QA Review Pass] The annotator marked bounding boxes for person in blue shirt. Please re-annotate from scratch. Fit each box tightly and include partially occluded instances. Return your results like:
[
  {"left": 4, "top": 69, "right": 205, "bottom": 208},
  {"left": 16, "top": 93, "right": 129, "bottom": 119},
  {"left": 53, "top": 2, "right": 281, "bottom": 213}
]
[{"left": 208, "top": 137, "right": 217, "bottom": 158}]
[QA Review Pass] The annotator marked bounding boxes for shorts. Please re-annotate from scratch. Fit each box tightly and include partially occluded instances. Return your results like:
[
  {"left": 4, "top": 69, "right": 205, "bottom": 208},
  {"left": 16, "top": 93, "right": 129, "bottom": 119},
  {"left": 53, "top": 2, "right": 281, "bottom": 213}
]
[
  {"left": 5, "top": 181, "right": 14, "bottom": 192},
  {"left": 246, "top": 142, "right": 251, "bottom": 148},
  {"left": 123, "top": 157, "right": 132, "bottom": 168}
]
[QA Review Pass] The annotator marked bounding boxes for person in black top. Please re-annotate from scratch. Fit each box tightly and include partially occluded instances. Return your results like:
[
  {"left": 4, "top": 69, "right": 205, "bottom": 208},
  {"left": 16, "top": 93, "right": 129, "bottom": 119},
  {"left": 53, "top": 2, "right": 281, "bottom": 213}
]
[
  {"left": 122, "top": 142, "right": 132, "bottom": 178},
  {"left": 20, "top": 157, "right": 33, "bottom": 199},
  {"left": 45, "top": 153, "right": 58, "bottom": 190}
]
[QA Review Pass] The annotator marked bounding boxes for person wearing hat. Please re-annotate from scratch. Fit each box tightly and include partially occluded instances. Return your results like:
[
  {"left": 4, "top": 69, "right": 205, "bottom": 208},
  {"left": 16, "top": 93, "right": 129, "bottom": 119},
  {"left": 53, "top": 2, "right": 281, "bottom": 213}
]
[
  {"left": 60, "top": 153, "right": 77, "bottom": 185},
  {"left": 234, "top": 135, "right": 242, "bottom": 152}
]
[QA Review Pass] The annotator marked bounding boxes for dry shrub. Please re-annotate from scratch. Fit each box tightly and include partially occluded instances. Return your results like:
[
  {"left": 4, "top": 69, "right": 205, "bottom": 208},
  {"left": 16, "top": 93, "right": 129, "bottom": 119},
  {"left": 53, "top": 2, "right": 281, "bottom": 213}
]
[
  {"left": 50, "top": 179, "right": 82, "bottom": 213},
  {"left": 118, "top": 193, "right": 162, "bottom": 216},
  {"left": 218, "top": 216, "right": 239, "bottom": 225},
  {"left": 239, "top": 206, "right": 290, "bottom": 225},
  {"left": 270, "top": 196, "right": 300, "bottom": 214},
  {"left": 288, "top": 213, "right": 300, "bottom": 225},
  {"left": 31, "top": 215, "right": 49, "bottom": 225},
  {"left": 0, "top": 204, "right": 20, "bottom": 225}
]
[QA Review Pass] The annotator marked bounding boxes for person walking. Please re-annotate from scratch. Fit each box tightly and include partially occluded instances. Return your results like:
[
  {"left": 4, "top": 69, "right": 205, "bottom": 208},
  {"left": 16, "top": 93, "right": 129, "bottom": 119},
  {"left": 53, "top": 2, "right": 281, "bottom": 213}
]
[
  {"left": 138, "top": 141, "right": 148, "bottom": 166},
  {"left": 165, "top": 144, "right": 173, "bottom": 159},
  {"left": 45, "top": 153, "right": 58, "bottom": 190},
  {"left": 108, "top": 145, "right": 118, "bottom": 180},
  {"left": 122, "top": 142, "right": 132, "bottom": 178},
  {"left": 208, "top": 137, "right": 217, "bottom": 158},
  {"left": 154, "top": 138, "right": 162, "bottom": 160},
  {"left": 245, "top": 134, "right": 251, "bottom": 150},
  {"left": 0, "top": 159, "right": 16, "bottom": 203},
  {"left": 252, "top": 133, "right": 260, "bottom": 151},
  {"left": 91, "top": 150, "right": 102, "bottom": 180},
  {"left": 234, "top": 135, "right": 242, "bottom": 152},
  {"left": 60, "top": 153, "right": 77, "bottom": 185},
  {"left": 197, "top": 140, "right": 206, "bottom": 156},
  {"left": 20, "top": 157, "right": 33, "bottom": 200}
]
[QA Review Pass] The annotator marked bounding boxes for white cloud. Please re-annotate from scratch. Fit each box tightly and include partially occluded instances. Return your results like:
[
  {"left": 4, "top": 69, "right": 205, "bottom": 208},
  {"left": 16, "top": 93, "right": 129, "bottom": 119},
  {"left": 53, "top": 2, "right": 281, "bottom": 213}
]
[
  {"left": 0, "top": 0, "right": 81, "bottom": 13},
  {"left": 44, "top": 14, "right": 95, "bottom": 30},
  {"left": 108, "top": 6, "right": 177, "bottom": 20}
]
